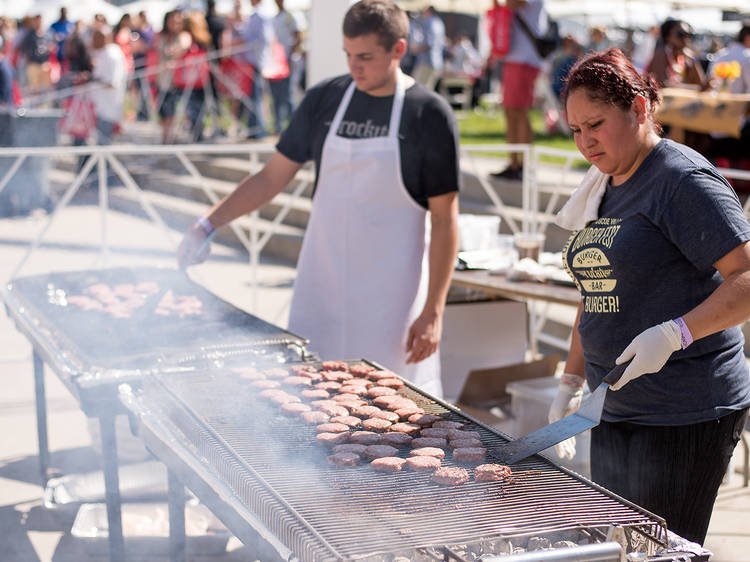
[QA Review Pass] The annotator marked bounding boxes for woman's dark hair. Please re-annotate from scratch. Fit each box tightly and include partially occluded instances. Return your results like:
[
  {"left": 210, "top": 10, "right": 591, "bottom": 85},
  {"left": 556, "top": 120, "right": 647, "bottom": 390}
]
[
  {"left": 343, "top": 0, "right": 409, "bottom": 50},
  {"left": 562, "top": 48, "right": 661, "bottom": 119},
  {"left": 660, "top": 19, "right": 682, "bottom": 42}
]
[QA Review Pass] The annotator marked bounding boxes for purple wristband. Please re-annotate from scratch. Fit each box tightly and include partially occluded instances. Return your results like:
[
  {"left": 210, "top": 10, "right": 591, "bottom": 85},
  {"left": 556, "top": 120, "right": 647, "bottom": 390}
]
[
  {"left": 673, "top": 317, "right": 693, "bottom": 349},
  {"left": 196, "top": 216, "right": 214, "bottom": 236}
]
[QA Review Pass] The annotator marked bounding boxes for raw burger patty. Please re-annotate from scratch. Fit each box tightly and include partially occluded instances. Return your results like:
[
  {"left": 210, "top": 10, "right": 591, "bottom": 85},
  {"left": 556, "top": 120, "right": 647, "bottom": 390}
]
[
  {"left": 404, "top": 456, "right": 441, "bottom": 471},
  {"left": 410, "top": 447, "right": 445, "bottom": 459},
  {"left": 370, "top": 457, "right": 406, "bottom": 472}
]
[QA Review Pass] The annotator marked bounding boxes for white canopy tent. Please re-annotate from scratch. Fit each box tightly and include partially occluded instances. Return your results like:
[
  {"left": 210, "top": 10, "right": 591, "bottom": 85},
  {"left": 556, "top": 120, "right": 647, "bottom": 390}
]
[{"left": 0, "top": 0, "right": 124, "bottom": 25}]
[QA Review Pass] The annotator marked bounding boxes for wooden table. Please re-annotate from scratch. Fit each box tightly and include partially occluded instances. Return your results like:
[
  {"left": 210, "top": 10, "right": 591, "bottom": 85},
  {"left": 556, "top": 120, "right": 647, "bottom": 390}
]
[
  {"left": 656, "top": 87, "right": 750, "bottom": 138},
  {"left": 451, "top": 269, "right": 581, "bottom": 307}
]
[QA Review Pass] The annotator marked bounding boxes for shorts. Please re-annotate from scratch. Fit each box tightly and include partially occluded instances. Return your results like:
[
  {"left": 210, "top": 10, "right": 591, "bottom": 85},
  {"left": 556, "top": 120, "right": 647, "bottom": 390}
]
[
  {"left": 159, "top": 89, "right": 181, "bottom": 119},
  {"left": 502, "top": 62, "right": 540, "bottom": 109}
]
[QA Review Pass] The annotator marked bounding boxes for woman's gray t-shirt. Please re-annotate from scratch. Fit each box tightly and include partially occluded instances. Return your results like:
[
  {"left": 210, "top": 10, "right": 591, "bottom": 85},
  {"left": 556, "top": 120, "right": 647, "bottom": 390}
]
[{"left": 564, "top": 139, "right": 750, "bottom": 425}]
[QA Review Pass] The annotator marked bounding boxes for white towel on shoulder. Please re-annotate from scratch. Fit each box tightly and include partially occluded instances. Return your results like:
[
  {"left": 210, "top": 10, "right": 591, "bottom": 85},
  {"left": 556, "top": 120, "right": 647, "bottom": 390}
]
[{"left": 555, "top": 166, "right": 610, "bottom": 231}]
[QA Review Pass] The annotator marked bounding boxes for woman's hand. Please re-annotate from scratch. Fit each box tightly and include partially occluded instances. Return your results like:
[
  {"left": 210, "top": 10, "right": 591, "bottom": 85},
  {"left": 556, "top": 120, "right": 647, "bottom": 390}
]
[{"left": 612, "top": 321, "right": 682, "bottom": 390}]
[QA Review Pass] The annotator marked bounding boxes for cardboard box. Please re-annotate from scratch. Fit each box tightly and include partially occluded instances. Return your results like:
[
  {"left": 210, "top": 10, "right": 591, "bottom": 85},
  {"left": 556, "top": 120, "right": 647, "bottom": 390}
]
[
  {"left": 453, "top": 354, "right": 560, "bottom": 431},
  {"left": 440, "top": 299, "right": 529, "bottom": 402}
]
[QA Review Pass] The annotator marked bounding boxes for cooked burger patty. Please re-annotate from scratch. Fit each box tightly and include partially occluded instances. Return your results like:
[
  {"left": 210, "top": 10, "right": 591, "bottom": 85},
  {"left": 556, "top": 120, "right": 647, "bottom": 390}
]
[
  {"left": 363, "top": 444, "right": 399, "bottom": 459},
  {"left": 448, "top": 429, "right": 482, "bottom": 441},
  {"left": 411, "top": 437, "right": 448, "bottom": 449},
  {"left": 408, "top": 413, "right": 443, "bottom": 426},
  {"left": 380, "top": 432, "right": 413, "bottom": 447},
  {"left": 326, "top": 452, "right": 360, "bottom": 467},
  {"left": 449, "top": 438, "right": 483, "bottom": 449},
  {"left": 474, "top": 464, "right": 512, "bottom": 481},
  {"left": 431, "top": 467, "right": 470, "bottom": 485},
  {"left": 453, "top": 447, "right": 487, "bottom": 463},
  {"left": 432, "top": 421, "right": 464, "bottom": 430},
  {"left": 420, "top": 427, "right": 450, "bottom": 439},
  {"left": 332, "top": 443, "right": 367, "bottom": 455}
]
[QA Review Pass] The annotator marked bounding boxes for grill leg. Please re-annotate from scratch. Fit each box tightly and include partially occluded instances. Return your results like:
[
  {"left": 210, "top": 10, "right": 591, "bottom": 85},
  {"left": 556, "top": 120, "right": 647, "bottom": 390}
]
[
  {"left": 168, "top": 470, "right": 186, "bottom": 562},
  {"left": 100, "top": 414, "right": 125, "bottom": 562},
  {"left": 32, "top": 350, "right": 52, "bottom": 486}
]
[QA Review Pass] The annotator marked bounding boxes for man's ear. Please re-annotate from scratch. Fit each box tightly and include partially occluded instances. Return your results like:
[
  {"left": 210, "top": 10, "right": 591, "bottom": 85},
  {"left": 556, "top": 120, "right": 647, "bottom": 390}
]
[{"left": 392, "top": 38, "right": 407, "bottom": 59}]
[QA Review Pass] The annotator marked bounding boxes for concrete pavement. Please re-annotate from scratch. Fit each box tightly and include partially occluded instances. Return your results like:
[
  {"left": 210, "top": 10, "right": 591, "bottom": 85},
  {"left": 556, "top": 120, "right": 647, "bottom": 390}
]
[{"left": 1, "top": 197, "right": 749, "bottom": 561}]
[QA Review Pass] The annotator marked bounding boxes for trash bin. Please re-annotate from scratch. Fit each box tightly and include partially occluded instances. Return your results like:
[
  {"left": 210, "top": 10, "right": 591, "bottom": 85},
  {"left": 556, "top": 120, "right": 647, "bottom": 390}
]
[{"left": 0, "top": 107, "right": 62, "bottom": 216}]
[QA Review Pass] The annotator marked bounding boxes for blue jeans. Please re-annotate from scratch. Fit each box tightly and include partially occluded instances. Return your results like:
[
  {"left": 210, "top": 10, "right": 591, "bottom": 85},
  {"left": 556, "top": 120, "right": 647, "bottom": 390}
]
[
  {"left": 268, "top": 76, "right": 293, "bottom": 134},
  {"left": 246, "top": 68, "right": 266, "bottom": 139}
]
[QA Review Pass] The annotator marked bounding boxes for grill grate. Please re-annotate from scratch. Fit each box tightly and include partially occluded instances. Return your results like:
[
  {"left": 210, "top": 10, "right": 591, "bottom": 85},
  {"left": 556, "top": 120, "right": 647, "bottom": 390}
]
[{"left": 138, "top": 361, "right": 668, "bottom": 561}]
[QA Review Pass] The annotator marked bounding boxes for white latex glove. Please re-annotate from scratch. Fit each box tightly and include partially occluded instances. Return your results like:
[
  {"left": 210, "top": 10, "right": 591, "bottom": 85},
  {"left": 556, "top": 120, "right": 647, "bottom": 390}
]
[
  {"left": 612, "top": 320, "right": 681, "bottom": 391},
  {"left": 548, "top": 374, "right": 585, "bottom": 460},
  {"left": 177, "top": 220, "right": 213, "bottom": 269}
]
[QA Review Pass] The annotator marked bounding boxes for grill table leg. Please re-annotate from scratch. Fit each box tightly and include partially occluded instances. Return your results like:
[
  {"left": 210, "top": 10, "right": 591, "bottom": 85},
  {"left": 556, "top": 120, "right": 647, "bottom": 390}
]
[
  {"left": 32, "top": 350, "right": 52, "bottom": 486},
  {"left": 100, "top": 414, "right": 125, "bottom": 562},
  {"left": 168, "top": 470, "right": 186, "bottom": 562}
]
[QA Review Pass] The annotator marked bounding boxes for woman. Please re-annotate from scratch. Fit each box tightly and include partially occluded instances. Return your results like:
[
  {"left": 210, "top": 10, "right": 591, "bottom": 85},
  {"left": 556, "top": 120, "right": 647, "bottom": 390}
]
[
  {"left": 153, "top": 10, "right": 190, "bottom": 143},
  {"left": 551, "top": 48, "right": 750, "bottom": 545},
  {"left": 181, "top": 12, "right": 212, "bottom": 142},
  {"left": 647, "top": 19, "right": 707, "bottom": 90}
]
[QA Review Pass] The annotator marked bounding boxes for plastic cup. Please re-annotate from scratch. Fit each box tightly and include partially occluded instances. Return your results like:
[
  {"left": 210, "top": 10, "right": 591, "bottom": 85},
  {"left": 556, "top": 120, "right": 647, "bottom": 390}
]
[{"left": 513, "top": 232, "right": 546, "bottom": 262}]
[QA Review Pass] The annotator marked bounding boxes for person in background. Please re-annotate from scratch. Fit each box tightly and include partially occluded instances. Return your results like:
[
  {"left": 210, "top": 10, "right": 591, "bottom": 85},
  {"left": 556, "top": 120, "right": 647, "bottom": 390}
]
[
  {"left": 178, "top": 0, "right": 460, "bottom": 398},
  {"left": 490, "top": 0, "right": 547, "bottom": 181},
  {"left": 132, "top": 11, "right": 155, "bottom": 121},
  {"left": 240, "top": 0, "right": 272, "bottom": 139},
  {"left": 113, "top": 14, "right": 135, "bottom": 77},
  {"left": 550, "top": 34, "right": 580, "bottom": 101},
  {"left": 63, "top": 21, "right": 92, "bottom": 79},
  {"left": 183, "top": 11, "right": 213, "bottom": 142},
  {"left": 269, "top": 0, "right": 300, "bottom": 133},
  {"left": 585, "top": 26, "right": 608, "bottom": 53},
  {"left": 49, "top": 7, "right": 74, "bottom": 65},
  {"left": 154, "top": 10, "right": 191, "bottom": 143},
  {"left": 631, "top": 24, "right": 659, "bottom": 74},
  {"left": 410, "top": 5, "right": 445, "bottom": 91},
  {"left": 0, "top": 36, "right": 14, "bottom": 106},
  {"left": 19, "top": 15, "right": 52, "bottom": 96},
  {"left": 647, "top": 19, "right": 708, "bottom": 90},
  {"left": 551, "top": 48, "right": 750, "bottom": 546},
  {"left": 90, "top": 29, "right": 127, "bottom": 145},
  {"left": 709, "top": 21, "right": 750, "bottom": 94}
]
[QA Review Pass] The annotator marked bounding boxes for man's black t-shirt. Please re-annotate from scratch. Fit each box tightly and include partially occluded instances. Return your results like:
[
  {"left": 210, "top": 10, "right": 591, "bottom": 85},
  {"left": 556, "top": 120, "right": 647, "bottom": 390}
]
[{"left": 276, "top": 74, "right": 461, "bottom": 209}]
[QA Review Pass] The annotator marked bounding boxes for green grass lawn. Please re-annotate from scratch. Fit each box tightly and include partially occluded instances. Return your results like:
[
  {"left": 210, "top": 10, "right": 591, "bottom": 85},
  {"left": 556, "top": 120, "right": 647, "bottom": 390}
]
[{"left": 457, "top": 108, "right": 589, "bottom": 167}]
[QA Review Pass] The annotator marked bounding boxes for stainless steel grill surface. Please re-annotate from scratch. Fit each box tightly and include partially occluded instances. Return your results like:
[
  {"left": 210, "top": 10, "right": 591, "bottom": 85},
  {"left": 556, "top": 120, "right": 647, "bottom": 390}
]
[
  {"left": 131, "top": 361, "right": 668, "bottom": 561},
  {"left": 2, "top": 267, "right": 307, "bottom": 379}
]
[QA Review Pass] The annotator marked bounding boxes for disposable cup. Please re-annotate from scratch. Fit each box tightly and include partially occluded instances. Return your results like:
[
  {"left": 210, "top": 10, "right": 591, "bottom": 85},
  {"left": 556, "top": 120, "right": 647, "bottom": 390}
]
[{"left": 513, "top": 232, "right": 546, "bottom": 262}]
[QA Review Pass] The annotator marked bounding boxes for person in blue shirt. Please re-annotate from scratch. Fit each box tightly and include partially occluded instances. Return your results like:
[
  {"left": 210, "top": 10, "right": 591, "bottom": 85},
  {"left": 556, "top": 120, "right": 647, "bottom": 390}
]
[{"left": 50, "top": 7, "right": 74, "bottom": 64}]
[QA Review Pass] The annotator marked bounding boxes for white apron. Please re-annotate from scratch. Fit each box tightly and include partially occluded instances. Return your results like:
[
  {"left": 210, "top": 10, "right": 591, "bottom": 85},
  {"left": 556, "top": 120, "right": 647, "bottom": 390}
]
[{"left": 288, "top": 71, "right": 442, "bottom": 397}]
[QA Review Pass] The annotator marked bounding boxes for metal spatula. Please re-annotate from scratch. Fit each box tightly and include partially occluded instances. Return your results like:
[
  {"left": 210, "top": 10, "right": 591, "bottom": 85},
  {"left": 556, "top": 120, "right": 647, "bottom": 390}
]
[{"left": 493, "top": 361, "right": 629, "bottom": 465}]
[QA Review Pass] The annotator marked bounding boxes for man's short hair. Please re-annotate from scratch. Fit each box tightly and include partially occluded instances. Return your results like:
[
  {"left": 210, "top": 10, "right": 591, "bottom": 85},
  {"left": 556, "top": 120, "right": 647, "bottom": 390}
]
[
  {"left": 739, "top": 21, "right": 750, "bottom": 45},
  {"left": 342, "top": 0, "right": 409, "bottom": 51}
]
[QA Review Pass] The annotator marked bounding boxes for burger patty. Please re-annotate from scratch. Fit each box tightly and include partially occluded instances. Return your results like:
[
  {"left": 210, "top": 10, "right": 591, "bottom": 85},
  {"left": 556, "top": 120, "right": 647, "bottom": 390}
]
[
  {"left": 351, "top": 405, "right": 383, "bottom": 418},
  {"left": 349, "top": 363, "right": 376, "bottom": 376},
  {"left": 282, "top": 376, "right": 312, "bottom": 387},
  {"left": 315, "top": 381, "right": 342, "bottom": 391},
  {"left": 390, "top": 423, "right": 421, "bottom": 435},
  {"left": 371, "top": 410, "right": 400, "bottom": 423},
  {"left": 367, "top": 386, "right": 398, "bottom": 398},
  {"left": 326, "top": 452, "right": 360, "bottom": 467},
  {"left": 363, "top": 444, "right": 399, "bottom": 459},
  {"left": 453, "top": 447, "right": 487, "bottom": 463},
  {"left": 366, "top": 369, "right": 398, "bottom": 381},
  {"left": 370, "top": 457, "right": 406, "bottom": 472},
  {"left": 420, "top": 427, "right": 450, "bottom": 439},
  {"left": 349, "top": 431, "right": 382, "bottom": 445},
  {"left": 362, "top": 418, "right": 393, "bottom": 432},
  {"left": 380, "top": 432, "right": 413, "bottom": 447},
  {"left": 376, "top": 378, "right": 405, "bottom": 389},
  {"left": 408, "top": 413, "right": 443, "bottom": 426},
  {"left": 316, "top": 432, "right": 349, "bottom": 446},
  {"left": 338, "top": 385, "right": 369, "bottom": 396},
  {"left": 431, "top": 467, "right": 470, "bottom": 485},
  {"left": 281, "top": 402, "right": 311, "bottom": 415},
  {"left": 263, "top": 368, "right": 290, "bottom": 379},
  {"left": 394, "top": 407, "right": 425, "bottom": 420},
  {"left": 332, "top": 443, "right": 367, "bottom": 455},
  {"left": 316, "top": 422, "right": 351, "bottom": 434},
  {"left": 301, "top": 411, "right": 330, "bottom": 424},
  {"left": 448, "top": 429, "right": 482, "bottom": 441},
  {"left": 320, "top": 360, "right": 349, "bottom": 372},
  {"left": 410, "top": 447, "right": 446, "bottom": 459},
  {"left": 329, "top": 415, "right": 362, "bottom": 428},
  {"left": 432, "top": 420, "right": 464, "bottom": 430},
  {"left": 404, "top": 456, "right": 441, "bottom": 471},
  {"left": 300, "top": 389, "right": 330, "bottom": 400},
  {"left": 474, "top": 463, "right": 512, "bottom": 481},
  {"left": 411, "top": 437, "right": 448, "bottom": 449},
  {"left": 449, "top": 438, "right": 483, "bottom": 449}
]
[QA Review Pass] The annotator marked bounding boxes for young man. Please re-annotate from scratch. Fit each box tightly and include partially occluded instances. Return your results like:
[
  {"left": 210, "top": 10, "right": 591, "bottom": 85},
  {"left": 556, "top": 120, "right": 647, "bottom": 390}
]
[{"left": 178, "top": 0, "right": 460, "bottom": 397}]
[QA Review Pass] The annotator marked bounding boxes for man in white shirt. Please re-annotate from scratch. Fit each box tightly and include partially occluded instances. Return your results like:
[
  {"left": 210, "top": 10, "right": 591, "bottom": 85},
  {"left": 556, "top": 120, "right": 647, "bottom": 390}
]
[
  {"left": 90, "top": 29, "right": 126, "bottom": 144},
  {"left": 709, "top": 22, "right": 750, "bottom": 94}
]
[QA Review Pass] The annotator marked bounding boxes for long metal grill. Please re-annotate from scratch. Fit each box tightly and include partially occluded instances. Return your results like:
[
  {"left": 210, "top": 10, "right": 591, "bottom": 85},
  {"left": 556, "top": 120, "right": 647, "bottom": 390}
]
[
  {"left": 2, "top": 267, "right": 307, "bottom": 375},
  {"left": 139, "top": 361, "right": 668, "bottom": 561}
]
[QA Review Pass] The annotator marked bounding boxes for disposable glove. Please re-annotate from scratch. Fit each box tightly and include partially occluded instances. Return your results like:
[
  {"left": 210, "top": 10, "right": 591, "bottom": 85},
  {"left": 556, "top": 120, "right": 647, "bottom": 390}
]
[
  {"left": 612, "top": 320, "right": 681, "bottom": 391},
  {"left": 177, "top": 219, "right": 214, "bottom": 268},
  {"left": 548, "top": 374, "right": 585, "bottom": 460}
]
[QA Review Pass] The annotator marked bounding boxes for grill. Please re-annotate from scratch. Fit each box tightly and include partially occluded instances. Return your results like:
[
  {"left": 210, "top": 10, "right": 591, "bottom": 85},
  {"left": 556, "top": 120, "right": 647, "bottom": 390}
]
[
  {"left": 2, "top": 267, "right": 308, "bottom": 394},
  {"left": 125, "top": 360, "right": 669, "bottom": 562}
]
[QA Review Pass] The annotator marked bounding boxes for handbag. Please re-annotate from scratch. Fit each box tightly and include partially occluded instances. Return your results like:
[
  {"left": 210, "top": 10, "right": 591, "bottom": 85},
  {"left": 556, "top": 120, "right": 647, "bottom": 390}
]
[
  {"left": 514, "top": 12, "right": 559, "bottom": 59},
  {"left": 59, "top": 93, "right": 97, "bottom": 139},
  {"left": 261, "top": 40, "right": 290, "bottom": 81},
  {"left": 173, "top": 44, "right": 211, "bottom": 90},
  {"left": 486, "top": 4, "right": 512, "bottom": 59}
]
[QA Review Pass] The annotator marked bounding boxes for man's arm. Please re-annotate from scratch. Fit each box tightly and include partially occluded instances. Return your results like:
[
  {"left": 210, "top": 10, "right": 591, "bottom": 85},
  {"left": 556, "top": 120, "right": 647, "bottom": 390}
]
[
  {"left": 177, "top": 151, "right": 303, "bottom": 267},
  {"left": 405, "top": 191, "right": 459, "bottom": 364}
]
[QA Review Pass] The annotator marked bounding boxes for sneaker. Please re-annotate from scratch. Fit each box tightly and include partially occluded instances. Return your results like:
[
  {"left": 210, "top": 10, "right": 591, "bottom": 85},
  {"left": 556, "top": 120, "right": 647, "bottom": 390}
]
[{"left": 490, "top": 166, "right": 523, "bottom": 181}]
